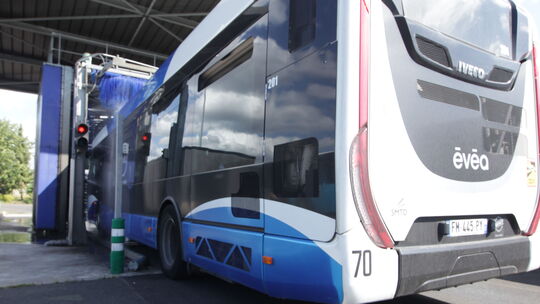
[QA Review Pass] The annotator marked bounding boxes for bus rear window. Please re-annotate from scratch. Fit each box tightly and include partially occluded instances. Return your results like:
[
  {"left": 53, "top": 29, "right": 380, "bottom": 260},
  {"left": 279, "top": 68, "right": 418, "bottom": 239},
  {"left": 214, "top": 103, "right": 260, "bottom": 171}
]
[{"left": 402, "top": 0, "right": 512, "bottom": 58}]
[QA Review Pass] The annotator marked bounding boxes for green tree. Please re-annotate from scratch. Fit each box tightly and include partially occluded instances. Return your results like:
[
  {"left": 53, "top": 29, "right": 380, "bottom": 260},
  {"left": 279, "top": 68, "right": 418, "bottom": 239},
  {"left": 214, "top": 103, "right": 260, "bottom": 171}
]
[{"left": 0, "top": 119, "right": 32, "bottom": 196}]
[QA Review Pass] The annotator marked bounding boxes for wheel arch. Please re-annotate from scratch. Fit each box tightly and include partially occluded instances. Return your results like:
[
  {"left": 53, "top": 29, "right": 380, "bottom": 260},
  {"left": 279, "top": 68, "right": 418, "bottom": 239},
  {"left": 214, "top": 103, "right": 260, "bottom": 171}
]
[
  {"left": 157, "top": 196, "right": 191, "bottom": 278},
  {"left": 157, "top": 196, "right": 183, "bottom": 248},
  {"left": 158, "top": 196, "right": 182, "bottom": 223},
  {"left": 156, "top": 196, "right": 182, "bottom": 240}
]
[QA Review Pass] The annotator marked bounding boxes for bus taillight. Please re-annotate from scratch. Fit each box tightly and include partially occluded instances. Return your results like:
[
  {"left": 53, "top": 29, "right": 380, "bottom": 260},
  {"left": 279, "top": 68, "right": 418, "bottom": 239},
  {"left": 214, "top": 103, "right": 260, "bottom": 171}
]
[
  {"left": 349, "top": 0, "right": 394, "bottom": 249},
  {"left": 526, "top": 43, "right": 540, "bottom": 236}
]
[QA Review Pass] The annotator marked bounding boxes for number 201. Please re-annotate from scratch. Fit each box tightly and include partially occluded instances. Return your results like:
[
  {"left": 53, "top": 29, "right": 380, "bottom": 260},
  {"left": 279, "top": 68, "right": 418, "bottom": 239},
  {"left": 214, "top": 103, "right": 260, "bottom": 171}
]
[{"left": 352, "top": 250, "right": 372, "bottom": 277}]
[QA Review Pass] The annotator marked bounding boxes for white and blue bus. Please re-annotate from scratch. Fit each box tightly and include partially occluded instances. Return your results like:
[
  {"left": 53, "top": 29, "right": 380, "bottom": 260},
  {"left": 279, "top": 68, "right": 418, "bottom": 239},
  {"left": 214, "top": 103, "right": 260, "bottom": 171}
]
[{"left": 87, "top": 0, "right": 540, "bottom": 303}]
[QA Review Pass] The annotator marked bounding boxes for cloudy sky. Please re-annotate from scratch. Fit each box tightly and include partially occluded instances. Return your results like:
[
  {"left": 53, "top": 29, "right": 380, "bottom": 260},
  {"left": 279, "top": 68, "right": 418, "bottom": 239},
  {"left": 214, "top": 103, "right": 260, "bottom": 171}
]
[{"left": 0, "top": 0, "right": 539, "bottom": 148}]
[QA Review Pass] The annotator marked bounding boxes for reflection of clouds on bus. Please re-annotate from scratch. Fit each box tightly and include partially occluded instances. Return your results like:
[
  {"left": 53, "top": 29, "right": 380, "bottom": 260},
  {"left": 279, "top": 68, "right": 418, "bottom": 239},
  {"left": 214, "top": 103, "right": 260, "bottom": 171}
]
[
  {"left": 200, "top": 88, "right": 263, "bottom": 157},
  {"left": 269, "top": 0, "right": 287, "bottom": 24},
  {"left": 154, "top": 112, "right": 177, "bottom": 136},
  {"left": 148, "top": 99, "right": 179, "bottom": 161},
  {"left": 182, "top": 133, "right": 199, "bottom": 147},
  {"left": 203, "top": 90, "right": 263, "bottom": 132},
  {"left": 173, "top": 32, "right": 337, "bottom": 160},
  {"left": 404, "top": 0, "right": 481, "bottom": 29},
  {"left": 306, "top": 83, "right": 337, "bottom": 100},
  {"left": 149, "top": 136, "right": 171, "bottom": 160},
  {"left": 239, "top": 22, "right": 271, "bottom": 46},
  {"left": 403, "top": 0, "right": 511, "bottom": 57},
  {"left": 514, "top": 0, "right": 540, "bottom": 38},
  {"left": 266, "top": 38, "right": 322, "bottom": 73},
  {"left": 201, "top": 129, "right": 261, "bottom": 157},
  {"left": 266, "top": 92, "right": 334, "bottom": 134},
  {"left": 317, "top": 137, "right": 335, "bottom": 152}
]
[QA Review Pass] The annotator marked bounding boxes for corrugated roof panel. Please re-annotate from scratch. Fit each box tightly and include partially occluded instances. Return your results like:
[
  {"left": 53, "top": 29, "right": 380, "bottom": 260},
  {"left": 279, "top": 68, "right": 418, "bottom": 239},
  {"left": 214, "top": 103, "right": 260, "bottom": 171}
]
[{"left": 0, "top": 0, "right": 222, "bottom": 93}]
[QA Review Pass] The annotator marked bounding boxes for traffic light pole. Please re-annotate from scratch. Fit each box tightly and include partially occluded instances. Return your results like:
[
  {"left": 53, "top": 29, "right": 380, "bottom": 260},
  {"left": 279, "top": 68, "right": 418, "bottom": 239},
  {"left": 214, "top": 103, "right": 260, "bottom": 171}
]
[
  {"left": 67, "top": 54, "right": 92, "bottom": 245},
  {"left": 114, "top": 115, "right": 123, "bottom": 219}
]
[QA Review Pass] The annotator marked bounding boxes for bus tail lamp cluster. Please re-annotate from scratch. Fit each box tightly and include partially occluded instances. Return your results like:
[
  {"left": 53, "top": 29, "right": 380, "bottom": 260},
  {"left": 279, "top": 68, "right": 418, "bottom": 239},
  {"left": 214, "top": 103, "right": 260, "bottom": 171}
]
[
  {"left": 349, "top": 0, "right": 394, "bottom": 249},
  {"left": 526, "top": 43, "right": 540, "bottom": 236}
]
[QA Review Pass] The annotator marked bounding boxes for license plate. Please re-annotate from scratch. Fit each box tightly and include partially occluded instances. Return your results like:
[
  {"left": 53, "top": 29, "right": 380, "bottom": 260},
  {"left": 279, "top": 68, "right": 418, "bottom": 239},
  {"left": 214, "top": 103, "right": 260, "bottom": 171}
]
[{"left": 446, "top": 218, "right": 488, "bottom": 237}]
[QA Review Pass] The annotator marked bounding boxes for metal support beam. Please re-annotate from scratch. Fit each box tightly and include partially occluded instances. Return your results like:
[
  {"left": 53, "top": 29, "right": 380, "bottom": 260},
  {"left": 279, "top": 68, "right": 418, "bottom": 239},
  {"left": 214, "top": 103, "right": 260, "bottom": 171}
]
[
  {"left": 151, "top": 15, "right": 198, "bottom": 29},
  {"left": 148, "top": 18, "right": 183, "bottom": 42},
  {"left": 90, "top": 0, "right": 200, "bottom": 29},
  {"left": 0, "top": 29, "right": 48, "bottom": 53},
  {"left": 0, "top": 52, "right": 44, "bottom": 66},
  {"left": 118, "top": 0, "right": 142, "bottom": 15},
  {"left": 0, "top": 15, "right": 140, "bottom": 23},
  {"left": 0, "top": 78, "right": 39, "bottom": 93},
  {"left": 150, "top": 13, "right": 208, "bottom": 18},
  {"left": 0, "top": 81, "right": 39, "bottom": 86},
  {"left": 90, "top": 0, "right": 140, "bottom": 14},
  {"left": 0, "top": 22, "right": 168, "bottom": 61},
  {"left": 128, "top": 0, "right": 157, "bottom": 47}
]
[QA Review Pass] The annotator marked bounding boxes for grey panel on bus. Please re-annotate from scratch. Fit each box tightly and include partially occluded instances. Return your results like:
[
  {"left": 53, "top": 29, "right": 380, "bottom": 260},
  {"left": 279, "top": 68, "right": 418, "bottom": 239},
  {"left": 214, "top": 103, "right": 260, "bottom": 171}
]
[{"left": 383, "top": 9, "right": 527, "bottom": 182}]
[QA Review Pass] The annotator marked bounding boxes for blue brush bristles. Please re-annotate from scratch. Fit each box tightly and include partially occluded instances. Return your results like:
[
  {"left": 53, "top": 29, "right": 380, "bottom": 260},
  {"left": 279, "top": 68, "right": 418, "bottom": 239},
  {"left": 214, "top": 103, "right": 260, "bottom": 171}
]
[{"left": 97, "top": 72, "right": 146, "bottom": 110}]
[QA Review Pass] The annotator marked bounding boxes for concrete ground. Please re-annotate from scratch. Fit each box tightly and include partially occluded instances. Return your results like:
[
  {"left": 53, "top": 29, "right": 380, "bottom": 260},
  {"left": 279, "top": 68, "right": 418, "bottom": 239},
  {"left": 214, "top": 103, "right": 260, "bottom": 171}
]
[
  {"left": 0, "top": 270, "right": 538, "bottom": 304},
  {"left": 420, "top": 271, "right": 540, "bottom": 304},
  {"left": 0, "top": 243, "right": 160, "bottom": 288},
  {"left": 0, "top": 204, "right": 158, "bottom": 289},
  {"left": 1, "top": 205, "right": 539, "bottom": 303}
]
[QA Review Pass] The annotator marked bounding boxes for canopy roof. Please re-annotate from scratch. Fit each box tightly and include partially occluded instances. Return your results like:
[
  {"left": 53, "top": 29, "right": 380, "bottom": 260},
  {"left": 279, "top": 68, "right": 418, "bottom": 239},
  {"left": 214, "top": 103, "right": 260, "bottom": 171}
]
[{"left": 0, "top": 0, "right": 219, "bottom": 93}]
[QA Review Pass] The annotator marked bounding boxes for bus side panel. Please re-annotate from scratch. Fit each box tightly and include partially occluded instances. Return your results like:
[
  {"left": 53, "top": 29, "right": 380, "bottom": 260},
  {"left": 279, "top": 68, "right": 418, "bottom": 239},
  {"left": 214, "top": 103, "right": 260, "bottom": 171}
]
[
  {"left": 182, "top": 222, "right": 264, "bottom": 293},
  {"left": 263, "top": 235, "right": 343, "bottom": 304},
  {"left": 123, "top": 213, "right": 158, "bottom": 248},
  {"left": 264, "top": 0, "right": 338, "bottom": 241}
]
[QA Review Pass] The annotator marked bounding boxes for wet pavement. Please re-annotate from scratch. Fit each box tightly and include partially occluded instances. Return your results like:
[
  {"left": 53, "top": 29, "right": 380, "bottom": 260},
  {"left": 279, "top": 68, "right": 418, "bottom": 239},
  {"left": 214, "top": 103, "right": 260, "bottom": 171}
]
[
  {"left": 0, "top": 202, "right": 32, "bottom": 216},
  {"left": 0, "top": 203, "right": 32, "bottom": 244},
  {"left": 0, "top": 204, "right": 159, "bottom": 289},
  {"left": 0, "top": 217, "right": 32, "bottom": 243}
]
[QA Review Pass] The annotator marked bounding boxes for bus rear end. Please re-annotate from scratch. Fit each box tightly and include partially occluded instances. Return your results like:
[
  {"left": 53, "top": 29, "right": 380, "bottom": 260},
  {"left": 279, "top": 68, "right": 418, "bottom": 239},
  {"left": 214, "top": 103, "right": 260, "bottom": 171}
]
[{"left": 337, "top": 0, "right": 540, "bottom": 302}]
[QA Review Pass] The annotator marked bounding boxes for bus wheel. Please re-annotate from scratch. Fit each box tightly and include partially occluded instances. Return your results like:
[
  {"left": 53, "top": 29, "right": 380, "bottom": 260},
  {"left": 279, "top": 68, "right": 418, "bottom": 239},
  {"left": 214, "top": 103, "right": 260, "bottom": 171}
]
[{"left": 158, "top": 205, "right": 190, "bottom": 279}]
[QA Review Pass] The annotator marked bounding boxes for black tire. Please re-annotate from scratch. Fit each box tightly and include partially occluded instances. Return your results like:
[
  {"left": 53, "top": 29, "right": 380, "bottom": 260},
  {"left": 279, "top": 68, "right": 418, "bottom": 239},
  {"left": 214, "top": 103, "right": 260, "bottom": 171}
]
[{"left": 158, "top": 205, "right": 190, "bottom": 279}]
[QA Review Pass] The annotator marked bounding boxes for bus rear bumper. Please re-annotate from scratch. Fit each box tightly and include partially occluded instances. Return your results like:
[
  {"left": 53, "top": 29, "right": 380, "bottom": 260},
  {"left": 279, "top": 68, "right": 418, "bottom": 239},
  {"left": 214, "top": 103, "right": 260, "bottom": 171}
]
[{"left": 394, "top": 236, "right": 530, "bottom": 297}]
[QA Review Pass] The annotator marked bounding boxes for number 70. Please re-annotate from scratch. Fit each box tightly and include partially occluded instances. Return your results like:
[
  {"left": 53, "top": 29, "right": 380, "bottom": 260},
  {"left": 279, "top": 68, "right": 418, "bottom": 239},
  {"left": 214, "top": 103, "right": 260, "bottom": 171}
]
[{"left": 352, "top": 250, "right": 372, "bottom": 277}]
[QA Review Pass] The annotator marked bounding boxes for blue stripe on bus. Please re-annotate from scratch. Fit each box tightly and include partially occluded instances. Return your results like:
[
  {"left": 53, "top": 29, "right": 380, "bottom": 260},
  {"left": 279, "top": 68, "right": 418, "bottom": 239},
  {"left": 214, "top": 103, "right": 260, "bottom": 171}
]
[
  {"left": 123, "top": 213, "right": 158, "bottom": 248},
  {"left": 122, "top": 209, "right": 343, "bottom": 303},
  {"left": 263, "top": 234, "right": 343, "bottom": 304},
  {"left": 182, "top": 222, "right": 265, "bottom": 293},
  {"left": 184, "top": 207, "right": 342, "bottom": 303}
]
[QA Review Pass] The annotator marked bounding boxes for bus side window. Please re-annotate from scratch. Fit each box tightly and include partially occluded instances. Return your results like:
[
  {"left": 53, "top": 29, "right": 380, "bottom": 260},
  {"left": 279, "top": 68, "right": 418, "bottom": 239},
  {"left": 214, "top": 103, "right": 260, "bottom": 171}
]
[
  {"left": 273, "top": 138, "right": 319, "bottom": 198},
  {"left": 288, "top": 0, "right": 316, "bottom": 52}
]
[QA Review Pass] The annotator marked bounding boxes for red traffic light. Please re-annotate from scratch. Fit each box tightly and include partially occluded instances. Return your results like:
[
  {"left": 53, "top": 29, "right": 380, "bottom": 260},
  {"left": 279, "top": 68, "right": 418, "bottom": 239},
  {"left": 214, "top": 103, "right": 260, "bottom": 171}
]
[
  {"left": 141, "top": 133, "right": 151, "bottom": 142},
  {"left": 77, "top": 124, "right": 88, "bottom": 135}
]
